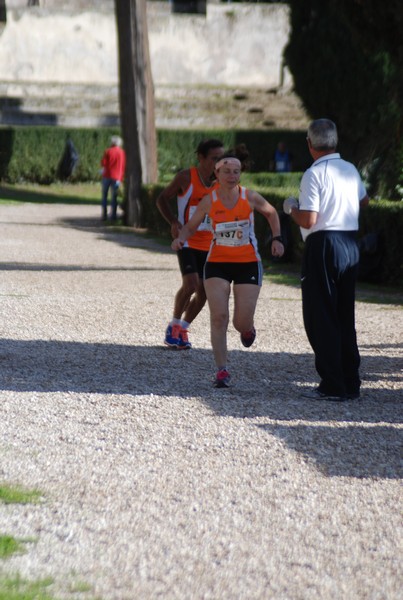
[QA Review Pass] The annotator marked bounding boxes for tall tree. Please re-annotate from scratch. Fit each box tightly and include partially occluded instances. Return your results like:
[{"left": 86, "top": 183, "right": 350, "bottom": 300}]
[
  {"left": 285, "top": 0, "right": 402, "bottom": 198},
  {"left": 115, "top": 0, "right": 158, "bottom": 226}
]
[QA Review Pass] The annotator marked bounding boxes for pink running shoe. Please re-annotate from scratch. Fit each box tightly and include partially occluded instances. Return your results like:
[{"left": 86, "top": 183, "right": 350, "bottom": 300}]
[
  {"left": 214, "top": 368, "right": 231, "bottom": 388},
  {"left": 240, "top": 327, "right": 256, "bottom": 348}
]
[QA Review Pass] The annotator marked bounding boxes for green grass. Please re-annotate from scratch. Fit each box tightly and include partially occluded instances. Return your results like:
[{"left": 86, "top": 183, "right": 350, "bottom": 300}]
[
  {"left": 69, "top": 581, "right": 93, "bottom": 593},
  {"left": 0, "top": 484, "right": 43, "bottom": 505},
  {"left": 263, "top": 264, "right": 300, "bottom": 287},
  {"left": 0, "top": 182, "right": 100, "bottom": 205},
  {"left": 0, "top": 576, "right": 55, "bottom": 600},
  {"left": 356, "top": 284, "right": 403, "bottom": 306},
  {"left": 0, "top": 575, "right": 98, "bottom": 599},
  {"left": 0, "top": 487, "right": 55, "bottom": 597},
  {"left": 0, "top": 536, "right": 26, "bottom": 559}
]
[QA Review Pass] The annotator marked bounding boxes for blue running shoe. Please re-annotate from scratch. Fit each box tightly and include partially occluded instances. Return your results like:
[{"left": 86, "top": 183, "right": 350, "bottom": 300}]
[
  {"left": 179, "top": 327, "right": 192, "bottom": 349},
  {"left": 164, "top": 324, "right": 191, "bottom": 350}
]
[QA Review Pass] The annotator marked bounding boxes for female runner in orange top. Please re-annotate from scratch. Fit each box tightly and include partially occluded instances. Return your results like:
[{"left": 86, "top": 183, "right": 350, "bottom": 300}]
[{"left": 171, "top": 153, "right": 284, "bottom": 387}]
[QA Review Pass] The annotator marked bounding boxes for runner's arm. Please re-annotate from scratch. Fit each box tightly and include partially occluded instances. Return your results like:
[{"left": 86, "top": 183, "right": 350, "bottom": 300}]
[
  {"left": 248, "top": 190, "right": 284, "bottom": 257},
  {"left": 171, "top": 195, "right": 211, "bottom": 251},
  {"left": 156, "top": 170, "right": 191, "bottom": 238}
]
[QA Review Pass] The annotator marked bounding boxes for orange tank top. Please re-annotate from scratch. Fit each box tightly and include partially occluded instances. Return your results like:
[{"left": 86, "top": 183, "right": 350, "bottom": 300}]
[
  {"left": 177, "top": 167, "right": 215, "bottom": 252},
  {"left": 207, "top": 186, "right": 261, "bottom": 263}
]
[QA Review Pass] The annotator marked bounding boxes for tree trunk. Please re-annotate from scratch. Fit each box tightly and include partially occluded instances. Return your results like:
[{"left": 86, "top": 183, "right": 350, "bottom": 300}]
[
  {"left": 115, "top": 0, "right": 158, "bottom": 226},
  {"left": 0, "top": 0, "right": 6, "bottom": 25}
]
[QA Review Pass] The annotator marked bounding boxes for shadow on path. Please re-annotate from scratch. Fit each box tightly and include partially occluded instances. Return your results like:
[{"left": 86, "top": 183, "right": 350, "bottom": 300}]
[
  {"left": 0, "top": 337, "right": 399, "bottom": 418},
  {"left": 60, "top": 216, "right": 173, "bottom": 255},
  {"left": 0, "top": 261, "right": 174, "bottom": 273},
  {"left": 0, "top": 338, "right": 401, "bottom": 480},
  {"left": 257, "top": 421, "right": 402, "bottom": 479}
]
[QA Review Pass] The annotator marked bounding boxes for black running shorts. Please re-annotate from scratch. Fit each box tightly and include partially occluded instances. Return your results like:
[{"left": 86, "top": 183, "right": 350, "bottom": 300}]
[
  {"left": 204, "top": 261, "right": 262, "bottom": 285},
  {"left": 177, "top": 247, "right": 208, "bottom": 279}
]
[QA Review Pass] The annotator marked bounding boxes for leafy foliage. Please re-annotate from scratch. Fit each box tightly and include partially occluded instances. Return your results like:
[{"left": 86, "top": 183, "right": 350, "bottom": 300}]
[{"left": 285, "top": 0, "right": 403, "bottom": 198}]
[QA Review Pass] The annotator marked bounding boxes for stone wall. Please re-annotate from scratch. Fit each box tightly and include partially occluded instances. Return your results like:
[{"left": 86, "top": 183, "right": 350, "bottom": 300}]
[
  {"left": 0, "top": 2, "right": 296, "bottom": 127},
  {"left": 0, "top": 1, "right": 291, "bottom": 88}
]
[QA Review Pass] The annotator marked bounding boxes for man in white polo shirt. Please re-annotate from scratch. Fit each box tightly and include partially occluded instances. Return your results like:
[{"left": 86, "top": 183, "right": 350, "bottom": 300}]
[{"left": 283, "top": 118, "right": 369, "bottom": 401}]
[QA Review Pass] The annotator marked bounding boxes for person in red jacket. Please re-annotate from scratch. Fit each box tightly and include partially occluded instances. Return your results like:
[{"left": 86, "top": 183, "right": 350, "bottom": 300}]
[{"left": 101, "top": 135, "right": 126, "bottom": 221}]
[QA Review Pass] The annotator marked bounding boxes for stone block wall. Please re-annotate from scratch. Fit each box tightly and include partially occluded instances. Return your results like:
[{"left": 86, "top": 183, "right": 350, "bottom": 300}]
[
  {"left": 0, "top": 1, "right": 295, "bottom": 127},
  {"left": 0, "top": 1, "right": 291, "bottom": 88}
]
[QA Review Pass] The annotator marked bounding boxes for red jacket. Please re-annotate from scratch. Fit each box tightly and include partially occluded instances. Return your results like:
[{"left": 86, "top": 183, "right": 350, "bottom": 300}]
[{"left": 101, "top": 145, "right": 126, "bottom": 181}]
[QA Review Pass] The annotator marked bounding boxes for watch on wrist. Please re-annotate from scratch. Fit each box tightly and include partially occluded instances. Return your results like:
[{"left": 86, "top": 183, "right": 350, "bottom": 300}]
[{"left": 272, "top": 235, "right": 283, "bottom": 244}]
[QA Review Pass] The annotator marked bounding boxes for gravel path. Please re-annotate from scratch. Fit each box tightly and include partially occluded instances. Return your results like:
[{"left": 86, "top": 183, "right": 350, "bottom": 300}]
[{"left": 0, "top": 203, "right": 401, "bottom": 600}]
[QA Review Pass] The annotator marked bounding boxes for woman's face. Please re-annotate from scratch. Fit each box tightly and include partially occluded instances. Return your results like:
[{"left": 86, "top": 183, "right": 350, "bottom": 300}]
[{"left": 216, "top": 164, "right": 241, "bottom": 187}]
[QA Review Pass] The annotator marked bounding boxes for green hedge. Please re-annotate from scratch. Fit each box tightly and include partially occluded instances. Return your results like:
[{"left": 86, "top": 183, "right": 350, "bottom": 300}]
[
  {"left": 157, "top": 129, "right": 312, "bottom": 174},
  {"left": 0, "top": 127, "right": 121, "bottom": 183},
  {"left": 0, "top": 126, "right": 311, "bottom": 184},
  {"left": 357, "top": 200, "right": 403, "bottom": 285}
]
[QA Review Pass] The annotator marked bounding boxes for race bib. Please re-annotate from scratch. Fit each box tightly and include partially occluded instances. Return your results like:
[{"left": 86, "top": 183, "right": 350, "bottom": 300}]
[
  {"left": 215, "top": 219, "right": 250, "bottom": 246},
  {"left": 189, "top": 206, "right": 211, "bottom": 231}
]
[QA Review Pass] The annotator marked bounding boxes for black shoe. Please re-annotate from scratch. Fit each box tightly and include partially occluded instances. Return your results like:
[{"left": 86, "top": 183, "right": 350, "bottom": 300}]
[
  {"left": 301, "top": 388, "right": 347, "bottom": 402},
  {"left": 345, "top": 391, "right": 361, "bottom": 400}
]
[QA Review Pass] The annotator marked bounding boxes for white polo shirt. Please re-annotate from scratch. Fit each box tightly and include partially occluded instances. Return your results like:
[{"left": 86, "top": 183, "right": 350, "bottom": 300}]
[{"left": 299, "top": 153, "right": 367, "bottom": 241}]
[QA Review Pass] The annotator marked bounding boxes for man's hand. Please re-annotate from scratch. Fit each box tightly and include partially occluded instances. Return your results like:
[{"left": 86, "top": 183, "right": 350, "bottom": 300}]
[{"left": 283, "top": 196, "right": 299, "bottom": 215}]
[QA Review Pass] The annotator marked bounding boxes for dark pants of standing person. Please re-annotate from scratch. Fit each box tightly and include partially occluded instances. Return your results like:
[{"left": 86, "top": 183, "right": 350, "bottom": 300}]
[
  {"left": 301, "top": 230, "right": 361, "bottom": 397},
  {"left": 101, "top": 178, "right": 120, "bottom": 220}
]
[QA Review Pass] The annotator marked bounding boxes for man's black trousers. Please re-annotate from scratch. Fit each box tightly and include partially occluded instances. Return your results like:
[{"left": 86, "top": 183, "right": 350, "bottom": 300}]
[{"left": 301, "top": 230, "right": 361, "bottom": 397}]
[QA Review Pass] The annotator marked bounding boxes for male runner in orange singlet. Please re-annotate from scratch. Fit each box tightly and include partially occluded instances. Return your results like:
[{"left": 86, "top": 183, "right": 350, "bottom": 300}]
[{"left": 157, "top": 139, "right": 224, "bottom": 349}]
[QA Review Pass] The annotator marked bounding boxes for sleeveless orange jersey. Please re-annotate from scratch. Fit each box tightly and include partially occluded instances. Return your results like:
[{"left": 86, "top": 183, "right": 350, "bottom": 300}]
[
  {"left": 207, "top": 186, "right": 261, "bottom": 263},
  {"left": 177, "top": 167, "right": 215, "bottom": 251}
]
